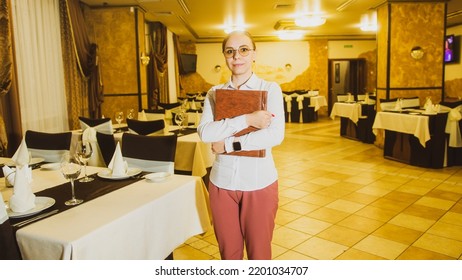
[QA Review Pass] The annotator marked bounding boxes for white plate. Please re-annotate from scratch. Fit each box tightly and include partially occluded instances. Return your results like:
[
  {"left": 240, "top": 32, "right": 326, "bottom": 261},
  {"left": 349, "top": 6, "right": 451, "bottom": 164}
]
[
  {"left": 5, "top": 157, "right": 44, "bottom": 167},
  {"left": 144, "top": 172, "right": 171, "bottom": 183},
  {"left": 409, "top": 112, "right": 421, "bottom": 115},
  {"left": 97, "top": 167, "right": 142, "bottom": 180},
  {"left": 7, "top": 197, "right": 56, "bottom": 218},
  {"left": 41, "top": 162, "right": 61, "bottom": 170}
]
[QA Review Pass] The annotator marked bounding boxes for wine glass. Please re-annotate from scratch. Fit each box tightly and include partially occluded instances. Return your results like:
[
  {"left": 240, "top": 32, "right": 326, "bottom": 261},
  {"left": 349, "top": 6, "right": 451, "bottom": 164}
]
[
  {"left": 115, "top": 111, "right": 124, "bottom": 132},
  {"left": 126, "top": 109, "right": 135, "bottom": 120},
  {"left": 174, "top": 112, "right": 185, "bottom": 136},
  {"left": 76, "top": 140, "right": 94, "bottom": 182},
  {"left": 60, "top": 153, "right": 83, "bottom": 206}
]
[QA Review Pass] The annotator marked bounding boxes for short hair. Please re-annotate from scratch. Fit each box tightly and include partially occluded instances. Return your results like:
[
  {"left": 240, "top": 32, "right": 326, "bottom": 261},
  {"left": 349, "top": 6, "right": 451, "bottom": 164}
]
[{"left": 222, "top": 31, "right": 256, "bottom": 52}]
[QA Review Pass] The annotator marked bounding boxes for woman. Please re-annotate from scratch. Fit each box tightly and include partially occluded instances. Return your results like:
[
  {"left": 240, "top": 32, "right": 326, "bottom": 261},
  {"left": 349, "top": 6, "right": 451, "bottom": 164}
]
[{"left": 197, "top": 31, "right": 285, "bottom": 260}]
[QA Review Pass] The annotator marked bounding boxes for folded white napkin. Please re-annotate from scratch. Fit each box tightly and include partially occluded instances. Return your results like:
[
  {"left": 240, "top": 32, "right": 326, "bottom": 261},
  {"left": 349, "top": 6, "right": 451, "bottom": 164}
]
[
  {"left": 138, "top": 110, "right": 148, "bottom": 121},
  {"left": 0, "top": 192, "right": 8, "bottom": 224},
  {"left": 424, "top": 97, "right": 433, "bottom": 110},
  {"left": 9, "top": 165, "right": 36, "bottom": 213},
  {"left": 194, "top": 111, "right": 200, "bottom": 127},
  {"left": 3, "top": 165, "right": 15, "bottom": 186},
  {"left": 12, "top": 138, "right": 30, "bottom": 166},
  {"left": 346, "top": 93, "right": 353, "bottom": 102},
  {"left": 108, "top": 142, "right": 128, "bottom": 177},
  {"left": 394, "top": 99, "right": 402, "bottom": 111},
  {"left": 364, "top": 93, "right": 370, "bottom": 103}
]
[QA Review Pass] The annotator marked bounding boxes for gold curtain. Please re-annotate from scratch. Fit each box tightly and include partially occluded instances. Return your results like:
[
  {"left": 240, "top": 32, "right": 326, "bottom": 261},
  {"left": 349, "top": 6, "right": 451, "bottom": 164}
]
[
  {"left": 149, "top": 22, "right": 169, "bottom": 106},
  {"left": 60, "top": 0, "right": 85, "bottom": 130}
]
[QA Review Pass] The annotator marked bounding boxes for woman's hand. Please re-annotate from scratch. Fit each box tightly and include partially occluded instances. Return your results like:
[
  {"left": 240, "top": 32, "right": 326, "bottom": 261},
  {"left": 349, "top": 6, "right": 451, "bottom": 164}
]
[
  {"left": 211, "top": 141, "right": 226, "bottom": 154},
  {"left": 246, "top": 110, "right": 273, "bottom": 129}
]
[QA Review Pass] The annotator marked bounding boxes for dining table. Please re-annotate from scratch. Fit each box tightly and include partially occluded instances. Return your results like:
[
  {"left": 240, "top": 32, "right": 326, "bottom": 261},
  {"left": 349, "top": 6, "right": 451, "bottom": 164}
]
[
  {"left": 372, "top": 110, "right": 448, "bottom": 168},
  {"left": 72, "top": 125, "right": 215, "bottom": 178},
  {"left": 330, "top": 102, "right": 376, "bottom": 143},
  {"left": 1, "top": 165, "right": 212, "bottom": 260}
]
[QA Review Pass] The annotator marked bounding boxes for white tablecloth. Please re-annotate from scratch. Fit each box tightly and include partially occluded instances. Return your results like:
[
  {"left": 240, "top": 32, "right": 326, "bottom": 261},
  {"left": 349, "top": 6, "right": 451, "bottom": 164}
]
[
  {"left": 330, "top": 102, "right": 362, "bottom": 124},
  {"left": 310, "top": 96, "right": 327, "bottom": 112},
  {"left": 372, "top": 111, "right": 430, "bottom": 147},
  {"left": 1, "top": 166, "right": 211, "bottom": 260}
]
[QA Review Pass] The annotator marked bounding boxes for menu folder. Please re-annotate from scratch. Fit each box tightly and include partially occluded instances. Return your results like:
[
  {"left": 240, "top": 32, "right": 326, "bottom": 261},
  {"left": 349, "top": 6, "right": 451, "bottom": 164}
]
[{"left": 215, "top": 89, "right": 268, "bottom": 157}]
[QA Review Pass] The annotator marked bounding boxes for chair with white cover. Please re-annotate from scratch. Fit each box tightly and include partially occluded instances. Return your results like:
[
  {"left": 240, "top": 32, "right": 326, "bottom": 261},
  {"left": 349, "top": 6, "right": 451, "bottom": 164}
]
[
  {"left": 96, "top": 132, "right": 116, "bottom": 167},
  {"left": 121, "top": 133, "right": 177, "bottom": 173},
  {"left": 78, "top": 117, "right": 114, "bottom": 167},
  {"left": 25, "top": 130, "right": 72, "bottom": 163},
  {"left": 0, "top": 193, "right": 21, "bottom": 260},
  {"left": 379, "top": 98, "right": 398, "bottom": 111},
  {"left": 401, "top": 97, "right": 420, "bottom": 109},
  {"left": 126, "top": 118, "right": 165, "bottom": 135}
]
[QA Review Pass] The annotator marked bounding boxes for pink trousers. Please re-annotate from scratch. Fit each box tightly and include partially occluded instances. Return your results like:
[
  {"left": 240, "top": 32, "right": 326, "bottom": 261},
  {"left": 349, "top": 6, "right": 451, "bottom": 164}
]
[{"left": 208, "top": 181, "right": 279, "bottom": 260}]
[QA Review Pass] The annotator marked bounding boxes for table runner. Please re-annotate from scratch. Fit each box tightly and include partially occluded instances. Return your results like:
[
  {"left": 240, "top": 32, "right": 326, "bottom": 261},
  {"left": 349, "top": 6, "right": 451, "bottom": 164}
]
[
  {"left": 11, "top": 173, "right": 144, "bottom": 228},
  {"left": 171, "top": 127, "right": 197, "bottom": 137}
]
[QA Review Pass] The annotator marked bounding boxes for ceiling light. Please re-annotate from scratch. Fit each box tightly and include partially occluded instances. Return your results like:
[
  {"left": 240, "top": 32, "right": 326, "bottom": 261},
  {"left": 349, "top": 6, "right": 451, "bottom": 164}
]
[
  {"left": 224, "top": 25, "right": 245, "bottom": 34},
  {"left": 360, "top": 11, "right": 377, "bottom": 32},
  {"left": 295, "top": 15, "right": 326, "bottom": 27},
  {"left": 278, "top": 31, "right": 304, "bottom": 40}
]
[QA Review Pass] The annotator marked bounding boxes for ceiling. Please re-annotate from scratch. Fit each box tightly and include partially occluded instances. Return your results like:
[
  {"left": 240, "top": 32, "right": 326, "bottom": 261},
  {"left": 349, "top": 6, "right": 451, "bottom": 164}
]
[{"left": 81, "top": 0, "right": 462, "bottom": 43}]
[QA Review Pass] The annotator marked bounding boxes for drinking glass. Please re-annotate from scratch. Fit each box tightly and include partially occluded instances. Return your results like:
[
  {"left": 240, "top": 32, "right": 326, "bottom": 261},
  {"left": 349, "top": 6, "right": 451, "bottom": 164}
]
[
  {"left": 126, "top": 109, "right": 135, "bottom": 120},
  {"left": 76, "top": 140, "right": 94, "bottom": 182},
  {"left": 115, "top": 111, "right": 124, "bottom": 132},
  {"left": 174, "top": 112, "right": 185, "bottom": 136},
  {"left": 60, "top": 153, "right": 83, "bottom": 206}
]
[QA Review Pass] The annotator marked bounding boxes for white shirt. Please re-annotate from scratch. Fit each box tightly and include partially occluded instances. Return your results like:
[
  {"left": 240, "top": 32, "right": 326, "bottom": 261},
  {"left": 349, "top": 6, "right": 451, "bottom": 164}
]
[{"left": 197, "top": 74, "right": 285, "bottom": 191}]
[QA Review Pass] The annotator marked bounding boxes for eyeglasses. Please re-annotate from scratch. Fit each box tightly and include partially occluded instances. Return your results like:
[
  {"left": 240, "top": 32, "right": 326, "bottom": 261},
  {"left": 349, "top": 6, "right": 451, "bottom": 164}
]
[{"left": 223, "top": 46, "right": 254, "bottom": 58}]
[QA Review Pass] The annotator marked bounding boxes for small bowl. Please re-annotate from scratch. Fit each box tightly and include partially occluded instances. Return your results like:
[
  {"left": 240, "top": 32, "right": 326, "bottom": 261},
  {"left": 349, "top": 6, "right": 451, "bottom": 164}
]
[{"left": 144, "top": 172, "right": 171, "bottom": 183}]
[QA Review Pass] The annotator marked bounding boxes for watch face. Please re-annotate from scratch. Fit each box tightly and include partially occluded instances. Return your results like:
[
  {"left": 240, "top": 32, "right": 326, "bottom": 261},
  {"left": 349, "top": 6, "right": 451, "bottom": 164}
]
[{"left": 233, "top": 141, "right": 241, "bottom": 151}]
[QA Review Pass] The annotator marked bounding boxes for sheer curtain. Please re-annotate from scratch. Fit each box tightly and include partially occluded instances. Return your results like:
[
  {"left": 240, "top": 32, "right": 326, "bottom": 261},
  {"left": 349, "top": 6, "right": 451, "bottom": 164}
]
[{"left": 11, "top": 0, "right": 68, "bottom": 132}]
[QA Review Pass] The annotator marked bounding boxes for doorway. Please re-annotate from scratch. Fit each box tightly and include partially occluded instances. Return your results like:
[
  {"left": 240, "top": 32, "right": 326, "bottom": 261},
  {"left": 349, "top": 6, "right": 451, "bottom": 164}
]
[{"left": 328, "top": 58, "right": 366, "bottom": 113}]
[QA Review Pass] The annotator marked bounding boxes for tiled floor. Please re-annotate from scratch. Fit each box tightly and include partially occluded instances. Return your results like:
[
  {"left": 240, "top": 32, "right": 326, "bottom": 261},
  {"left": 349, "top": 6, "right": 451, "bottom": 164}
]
[{"left": 173, "top": 116, "right": 462, "bottom": 260}]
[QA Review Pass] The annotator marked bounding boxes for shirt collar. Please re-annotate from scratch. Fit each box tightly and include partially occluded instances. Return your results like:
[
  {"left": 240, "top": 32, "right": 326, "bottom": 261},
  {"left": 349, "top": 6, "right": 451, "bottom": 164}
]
[{"left": 224, "top": 73, "right": 259, "bottom": 90}]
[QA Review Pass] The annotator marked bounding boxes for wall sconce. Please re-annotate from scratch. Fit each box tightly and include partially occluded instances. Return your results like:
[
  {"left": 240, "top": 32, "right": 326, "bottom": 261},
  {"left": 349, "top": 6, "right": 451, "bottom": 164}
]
[
  {"left": 214, "top": 65, "right": 221, "bottom": 72},
  {"left": 410, "top": 46, "right": 424, "bottom": 60},
  {"left": 285, "top": 63, "right": 292, "bottom": 71},
  {"left": 140, "top": 53, "right": 150, "bottom": 66}
]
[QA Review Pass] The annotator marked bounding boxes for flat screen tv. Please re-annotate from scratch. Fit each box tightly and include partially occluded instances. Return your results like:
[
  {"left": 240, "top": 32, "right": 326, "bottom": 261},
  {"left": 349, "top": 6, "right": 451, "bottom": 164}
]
[
  {"left": 444, "top": 34, "right": 459, "bottom": 64},
  {"left": 179, "top": 54, "right": 197, "bottom": 74}
]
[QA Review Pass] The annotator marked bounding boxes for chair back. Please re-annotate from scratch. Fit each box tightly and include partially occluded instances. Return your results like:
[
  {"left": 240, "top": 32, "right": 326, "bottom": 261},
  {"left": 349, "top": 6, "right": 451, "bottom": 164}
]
[
  {"left": 379, "top": 98, "right": 398, "bottom": 111},
  {"left": 25, "top": 130, "right": 72, "bottom": 163},
  {"left": 121, "top": 133, "right": 177, "bottom": 173},
  {"left": 127, "top": 118, "right": 165, "bottom": 135},
  {"left": 96, "top": 132, "right": 116, "bottom": 167},
  {"left": 78, "top": 117, "right": 113, "bottom": 167},
  {"left": 401, "top": 97, "right": 420, "bottom": 109}
]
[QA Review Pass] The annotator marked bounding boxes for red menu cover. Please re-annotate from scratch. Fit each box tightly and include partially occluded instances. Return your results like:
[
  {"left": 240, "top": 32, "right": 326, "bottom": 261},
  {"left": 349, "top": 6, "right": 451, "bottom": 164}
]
[{"left": 215, "top": 89, "right": 268, "bottom": 157}]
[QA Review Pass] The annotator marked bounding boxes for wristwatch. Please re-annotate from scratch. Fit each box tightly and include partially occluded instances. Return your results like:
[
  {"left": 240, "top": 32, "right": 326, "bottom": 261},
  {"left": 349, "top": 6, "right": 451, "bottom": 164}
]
[{"left": 233, "top": 141, "right": 242, "bottom": 151}]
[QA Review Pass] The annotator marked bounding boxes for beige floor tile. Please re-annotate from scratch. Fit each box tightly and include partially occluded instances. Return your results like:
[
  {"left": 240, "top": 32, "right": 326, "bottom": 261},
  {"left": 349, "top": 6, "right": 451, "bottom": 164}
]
[
  {"left": 279, "top": 188, "right": 310, "bottom": 200},
  {"left": 293, "top": 237, "right": 348, "bottom": 260},
  {"left": 439, "top": 212, "right": 462, "bottom": 226},
  {"left": 314, "top": 186, "right": 352, "bottom": 198},
  {"left": 338, "top": 214, "right": 384, "bottom": 233},
  {"left": 308, "top": 176, "right": 341, "bottom": 186},
  {"left": 272, "top": 226, "right": 312, "bottom": 249},
  {"left": 353, "top": 235, "right": 408, "bottom": 259},
  {"left": 306, "top": 207, "right": 351, "bottom": 223},
  {"left": 382, "top": 190, "right": 421, "bottom": 204},
  {"left": 372, "top": 223, "right": 423, "bottom": 245},
  {"left": 427, "top": 189, "right": 462, "bottom": 202},
  {"left": 414, "top": 196, "right": 456, "bottom": 210},
  {"left": 435, "top": 182, "right": 462, "bottom": 195},
  {"left": 413, "top": 233, "right": 462, "bottom": 258},
  {"left": 397, "top": 246, "right": 456, "bottom": 260},
  {"left": 275, "top": 209, "right": 302, "bottom": 225},
  {"left": 396, "top": 184, "right": 434, "bottom": 196},
  {"left": 335, "top": 248, "right": 386, "bottom": 260},
  {"left": 317, "top": 225, "right": 368, "bottom": 247},
  {"left": 274, "top": 250, "right": 316, "bottom": 260},
  {"left": 285, "top": 216, "right": 332, "bottom": 235},
  {"left": 325, "top": 199, "right": 366, "bottom": 213},
  {"left": 369, "top": 197, "right": 412, "bottom": 212},
  {"left": 402, "top": 204, "right": 447, "bottom": 221},
  {"left": 298, "top": 193, "right": 337, "bottom": 206},
  {"left": 342, "top": 192, "right": 380, "bottom": 205},
  {"left": 427, "top": 221, "right": 462, "bottom": 241},
  {"left": 389, "top": 213, "right": 436, "bottom": 232},
  {"left": 356, "top": 185, "right": 394, "bottom": 197},
  {"left": 354, "top": 205, "right": 400, "bottom": 222},
  {"left": 174, "top": 245, "right": 214, "bottom": 260},
  {"left": 280, "top": 200, "right": 320, "bottom": 215}
]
